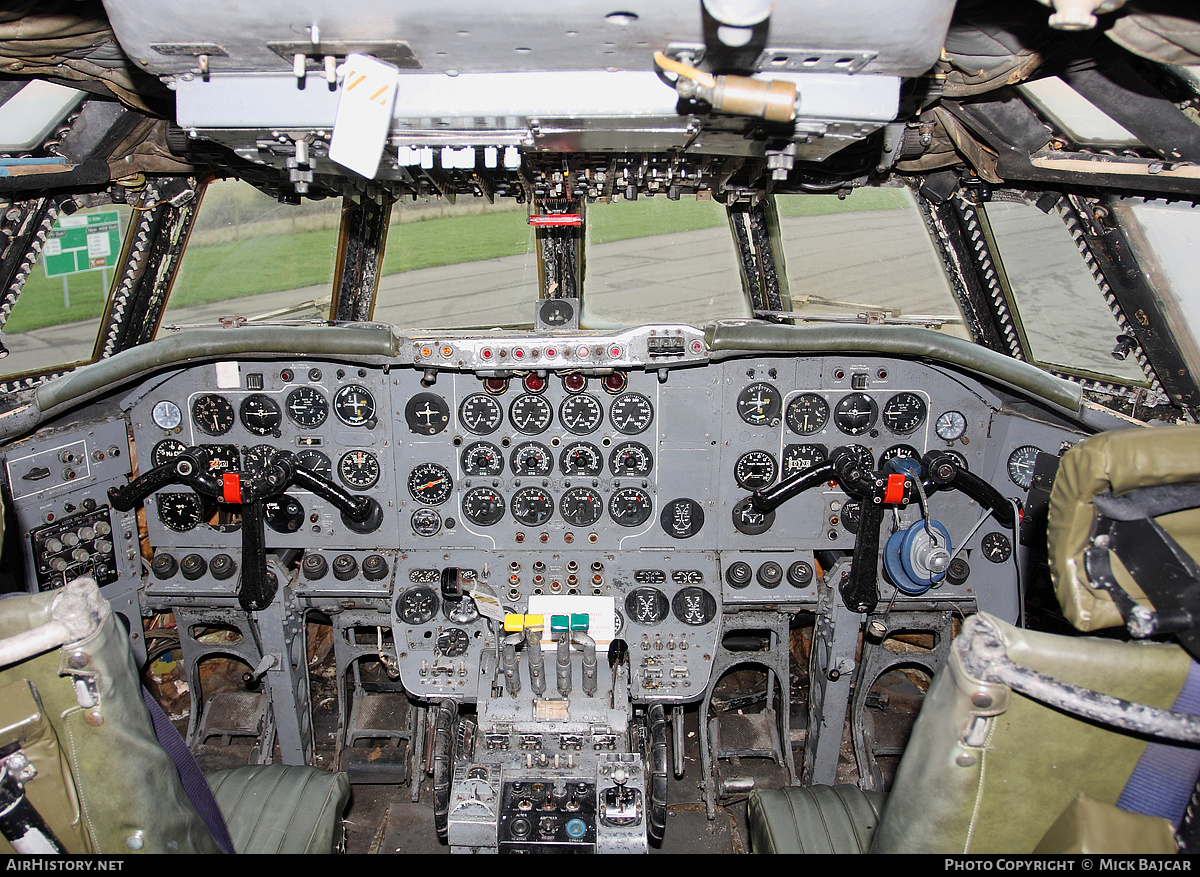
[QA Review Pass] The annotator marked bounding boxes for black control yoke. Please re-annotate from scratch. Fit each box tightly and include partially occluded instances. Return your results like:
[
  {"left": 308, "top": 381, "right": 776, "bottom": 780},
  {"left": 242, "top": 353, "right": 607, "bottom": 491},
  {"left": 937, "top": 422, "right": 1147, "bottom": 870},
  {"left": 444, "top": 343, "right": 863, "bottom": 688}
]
[
  {"left": 109, "top": 446, "right": 382, "bottom": 611},
  {"left": 732, "top": 448, "right": 1015, "bottom": 614}
]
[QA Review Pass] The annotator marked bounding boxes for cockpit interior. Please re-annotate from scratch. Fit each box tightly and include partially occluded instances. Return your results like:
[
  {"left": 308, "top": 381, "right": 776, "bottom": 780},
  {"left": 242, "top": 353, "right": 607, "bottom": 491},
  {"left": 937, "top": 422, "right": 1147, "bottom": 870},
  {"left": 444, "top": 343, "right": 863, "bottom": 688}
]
[{"left": 1, "top": 0, "right": 1199, "bottom": 856}]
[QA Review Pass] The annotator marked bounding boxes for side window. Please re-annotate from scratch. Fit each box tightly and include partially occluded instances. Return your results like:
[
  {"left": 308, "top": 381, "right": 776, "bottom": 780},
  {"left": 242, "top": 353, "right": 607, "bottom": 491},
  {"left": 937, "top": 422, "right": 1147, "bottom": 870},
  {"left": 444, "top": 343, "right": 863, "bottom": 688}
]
[
  {"left": 982, "top": 201, "right": 1145, "bottom": 384},
  {"left": 1, "top": 204, "right": 133, "bottom": 381}
]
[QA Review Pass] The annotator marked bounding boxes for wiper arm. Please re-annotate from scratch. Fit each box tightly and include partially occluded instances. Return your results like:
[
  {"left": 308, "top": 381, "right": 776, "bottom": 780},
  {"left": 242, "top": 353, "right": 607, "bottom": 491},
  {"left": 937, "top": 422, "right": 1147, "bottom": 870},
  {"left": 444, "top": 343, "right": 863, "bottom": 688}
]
[{"left": 754, "top": 309, "right": 964, "bottom": 328}]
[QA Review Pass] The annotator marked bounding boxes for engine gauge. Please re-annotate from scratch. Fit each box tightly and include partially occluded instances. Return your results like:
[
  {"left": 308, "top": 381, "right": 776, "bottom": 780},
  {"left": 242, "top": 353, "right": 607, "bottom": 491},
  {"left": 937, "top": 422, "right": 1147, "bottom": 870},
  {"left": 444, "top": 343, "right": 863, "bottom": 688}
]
[
  {"left": 396, "top": 585, "right": 439, "bottom": 624},
  {"left": 405, "top": 393, "right": 450, "bottom": 436},
  {"left": 411, "top": 508, "right": 443, "bottom": 536},
  {"left": 461, "top": 442, "right": 504, "bottom": 477},
  {"left": 156, "top": 492, "right": 204, "bottom": 532},
  {"left": 436, "top": 628, "right": 471, "bottom": 657},
  {"left": 737, "top": 382, "right": 782, "bottom": 426},
  {"left": 559, "top": 393, "right": 604, "bottom": 435},
  {"left": 462, "top": 487, "right": 506, "bottom": 527},
  {"left": 609, "top": 442, "right": 653, "bottom": 477},
  {"left": 200, "top": 444, "right": 240, "bottom": 474},
  {"left": 192, "top": 394, "right": 235, "bottom": 436},
  {"left": 672, "top": 587, "right": 717, "bottom": 626},
  {"left": 734, "top": 450, "right": 778, "bottom": 490},
  {"left": 510, "top": 442, "right": 553, "bottom": 477},
  {"left": 833, "top": 393, "right": 878, "bottom": 436},
  {"left": 882, "top": 392, "right": 927, "bottom": 435},
  {"left": 152, "top": 400, "right": 182, "bottom": 431},
  {"left": 508, "top": 394, "right": 553, "bottom": 435},
  {"left": 560, "top": 442, "right": 603, "bottom": 477},
  {"left": 785, "top": 393, "right": 829, "bottom": 435},
  {"left": 625, "top": 588, "right": 669, "bottom": 625},
  {"left": 407, "top": 462, "right": 452, "bottom": 504},
  {"left": 239, "top": 394, "right": 282, "bottom": 436},
  {"left": 240, "top": 444, "right": 276, "bottom": 474},
  {"left": 609, "top": 393, "right": 653, "bottom": 435},
  {"left": 296, "top": 449, "right": 332, "bottom": 479},
  {"left": 781, "top": 443, "right": 827, "bottom": 477},
  {"left": 333, "top": 385, "right": 376, "bottom": 427},
  {"left": 459, "top": 393, "right": 503, "bottom": 435},
  {"left": 338, "top": 450, "right": 380, "bottom": 490},
  {"left": 1007, "top": 445, "right": 1040, "bottom": 490},
  {"left": 511, "top": 486, "right": 555, "bottom": 527},
  {"left": 560, "top": 486, "right": 603, "bottom": 527},
  {"left": 151, "top": 439, "right": 187, "bottom": 468},
  {"left": 935, "top": 410, "right": 968, "bottom": 442},
  {"left": 285, "top": 386, "right": 328, "bottom": 429},
  {"left": 609, "top": 487, "right": 653, "bottom": 528}
]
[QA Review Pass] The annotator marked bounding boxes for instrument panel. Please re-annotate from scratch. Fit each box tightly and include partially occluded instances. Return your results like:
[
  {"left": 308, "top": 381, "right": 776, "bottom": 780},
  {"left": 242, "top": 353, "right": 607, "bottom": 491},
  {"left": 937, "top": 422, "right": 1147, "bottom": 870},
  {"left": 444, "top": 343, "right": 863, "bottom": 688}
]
[{"left": 2, "top": 328, "right": 1088, "bottom": 708}]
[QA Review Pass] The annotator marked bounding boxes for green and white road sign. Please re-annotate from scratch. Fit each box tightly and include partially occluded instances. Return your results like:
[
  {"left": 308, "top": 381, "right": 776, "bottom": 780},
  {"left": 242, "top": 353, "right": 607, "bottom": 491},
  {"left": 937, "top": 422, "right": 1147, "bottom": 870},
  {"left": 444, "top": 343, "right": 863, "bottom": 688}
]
[{"left": 43, "top": 210, "right": 122, "bottom": 278}]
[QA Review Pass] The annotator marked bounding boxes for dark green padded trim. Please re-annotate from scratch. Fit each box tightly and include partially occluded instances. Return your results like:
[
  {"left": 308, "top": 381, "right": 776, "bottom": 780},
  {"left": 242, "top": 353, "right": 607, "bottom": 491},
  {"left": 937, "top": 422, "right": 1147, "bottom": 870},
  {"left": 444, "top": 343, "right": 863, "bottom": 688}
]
[
  {"left": 747, "top": 785, "right": 885, "bottom": 854},
  {"left": 206, "top": 764, "right": 350, "bottom": 854},
  {"left": 703, "top": 321, "right": 1083, "bottom": 414},
  {"left": 33, "top": 324, "right": 400, "bottom": 415}
]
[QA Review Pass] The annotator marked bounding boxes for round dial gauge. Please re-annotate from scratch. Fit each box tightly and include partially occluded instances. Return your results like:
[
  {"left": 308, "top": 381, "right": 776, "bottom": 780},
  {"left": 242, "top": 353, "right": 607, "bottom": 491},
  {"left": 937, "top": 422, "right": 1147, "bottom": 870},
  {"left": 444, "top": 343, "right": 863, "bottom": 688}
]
[
  {"left": 192, "top": 394, "right": 235, "bottom": 436},
  {"left": 201, "top": 445, "right": 240, "bottom": 474},
  {"left": 333, "top": 385, "right": 376, "bottom": 427},
  {"left": 609, "top": 393, "right": 653, "bottom": 435},
  {"left": 672, "top": 587, "right": 717, "bottom": 626},
  {"left": 264, "top": 496, "right": 304, "bottom": 534},
  {"left": 785, "top": 393, "right": 829, "bottom": 435},
  {"left": 982, "top": 531, "right": 1013, "bottom": 563},
  {"left": 560, "top": 487, "right": 603, "bottom": 527},
  {"left": 559, "top": 393, "right": 604, "bottom": 435},
  {"left": 510, "top": 486, "right": 555, "bottom": 527},
  {"left": 152, "top": 400, "right": 182, "bottom": 431},
  {"left": 396, "top": 586, "right": 439, "bottom": 624},
  {"left": 734, "top": 450, "right": 778, "bottom": 490},
  {"left": 510, "top": 442, "right": 553, "bottom": 477},
  {"left": 407, "top": 462, "right": 452, "bottom": 504},
  {"left": 508, "top": 394, "right": 553, "bottom": 435},
  {"left": 460, "top": 442, "right": 504, "bottom": 477},
  {"left": 239, "top": 394, "right": 282, "bottom": 436},
  {"left": 152, "top": 438, "right": 187, "bottom": 468},
  {"left": 560, "top": 442, "right": 603, "bottom": 477},
  {"left": 781, "top": 443, "right": 827, "bottom": 478},
  {"left": 660, "top": 497, "right": 704, "bottom": 539},
  {"left": 834, "top": 444, "right": 876, "bottom": 473},
  {"left": 436, "top": 628, "right": 470, "bottom": 657},
  {"left": 609, "top": 487, "right": 653, "bottom": 528},
  {"left": 285, "top": 386, "right": 328, "bottom": 429},
  {"left": 462, "top": 487, "right": 506, "bottom": 527},
  {"left": 841, "top": 500, "right": 862, "bottom": 534},
  {"left": 405, "top": 393, "right": 450, "bottom": 436},
  {"left": 338, "top": 450, "right": 380, "bottom": 490},
  {"left": 935, "top": 410, "right": 968, "bottom": 442},
  {"left": 833, "top": 393, "right": 878, "bottom": 436},
  {"left": 296, "top": 449, "right": 332, "bottom": 479},
  {"left": 625, "top": 588, "right": 670, "bottom": 625},
  {"left": 240, "top": 444, "right": 276, "bottom": 474},
  {"left": 1007, "top": 445, "right": 1040, "bottom": 490},
  {"left": 411, "top": 508, "right": 443, "bottom": 536},
  {"left": 882, "top": 392, "right": 927, "bottom": 435},
  {"left": 156, "top": 492, "right": 203, "bottom": 532},
  {"left": 737, "top": 382, "right": 782, "bottom": 426},
  {"left": 609, "top": 442, "right": 653, "bottom": 477},
  {"left": 459, "top": 393, "right": 503, "bottom": 435},
  {"left": 879, "top": 444, "right": 921, "bottom": 469}
]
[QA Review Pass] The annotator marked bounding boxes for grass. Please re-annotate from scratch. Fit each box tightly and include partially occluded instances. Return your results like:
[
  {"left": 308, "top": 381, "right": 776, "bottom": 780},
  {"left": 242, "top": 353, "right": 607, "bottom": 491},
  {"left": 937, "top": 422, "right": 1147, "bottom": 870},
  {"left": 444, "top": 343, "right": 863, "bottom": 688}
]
[{"left": 5, "top": 189, "right": 908, "bottom": 334}]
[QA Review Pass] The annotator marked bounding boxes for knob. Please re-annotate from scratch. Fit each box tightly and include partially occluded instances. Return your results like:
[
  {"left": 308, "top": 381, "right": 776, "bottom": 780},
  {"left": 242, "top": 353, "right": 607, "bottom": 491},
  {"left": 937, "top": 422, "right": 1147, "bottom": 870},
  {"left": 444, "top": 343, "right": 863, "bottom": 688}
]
[
  {"left": 151, "top": 553, "right": 178, "bottom": 579},
  {"left": 209, "top": 553, "right": 236, "bottom": 580},
  {"left": 756, "top": 561, "right": 783, "bottom": 588},
  {"left": 362, "top": 554, "right": 389, "bottom": 582},
  {"left": 301, "top": 553, "right": 329, "bottom": 580},
  {"left": 726, "top": 561, "right": 752, "bottom": 588},
  {"left": 332, "top": 554, "right": 358, "bottom": 581},
  {"left": 180, "top": 553, "right": 207, "bottom": 580}
]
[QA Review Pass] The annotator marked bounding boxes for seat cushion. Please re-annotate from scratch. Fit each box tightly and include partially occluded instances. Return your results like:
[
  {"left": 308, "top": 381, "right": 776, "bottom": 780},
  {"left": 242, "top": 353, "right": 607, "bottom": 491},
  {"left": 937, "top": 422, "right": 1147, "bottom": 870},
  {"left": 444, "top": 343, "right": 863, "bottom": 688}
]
[
  {"left": 748, "top": 785, "right": 885, "bottom": 854},
  {"left": 206, "top": 764, "right": 350, "bottom": 854}
]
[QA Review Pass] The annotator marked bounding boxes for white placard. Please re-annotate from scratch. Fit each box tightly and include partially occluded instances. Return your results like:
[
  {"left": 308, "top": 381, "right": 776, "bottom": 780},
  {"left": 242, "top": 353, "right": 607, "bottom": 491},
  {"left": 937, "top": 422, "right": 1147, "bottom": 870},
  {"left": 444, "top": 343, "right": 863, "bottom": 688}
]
[{"left": 328, "top": 54, "right": 399, "bottom": 179}]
